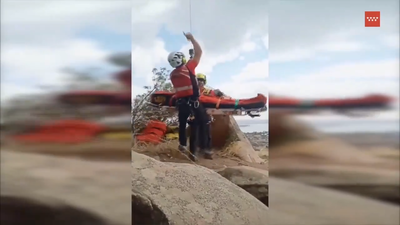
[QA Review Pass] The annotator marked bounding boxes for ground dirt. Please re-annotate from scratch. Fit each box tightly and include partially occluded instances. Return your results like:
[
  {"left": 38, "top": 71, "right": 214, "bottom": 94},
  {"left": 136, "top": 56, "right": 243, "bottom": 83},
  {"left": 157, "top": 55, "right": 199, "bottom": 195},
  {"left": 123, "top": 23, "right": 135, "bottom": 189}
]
[{"left": 139, "top": 149, "right": 268, "bottom": 171}]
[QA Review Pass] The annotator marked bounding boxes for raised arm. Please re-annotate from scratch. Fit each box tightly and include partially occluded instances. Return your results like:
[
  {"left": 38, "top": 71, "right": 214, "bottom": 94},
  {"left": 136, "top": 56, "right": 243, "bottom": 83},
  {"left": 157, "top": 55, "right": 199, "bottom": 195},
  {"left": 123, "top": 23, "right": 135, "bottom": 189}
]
[{"left": 184, "top": 32, "right": 202, "bottom": 64}]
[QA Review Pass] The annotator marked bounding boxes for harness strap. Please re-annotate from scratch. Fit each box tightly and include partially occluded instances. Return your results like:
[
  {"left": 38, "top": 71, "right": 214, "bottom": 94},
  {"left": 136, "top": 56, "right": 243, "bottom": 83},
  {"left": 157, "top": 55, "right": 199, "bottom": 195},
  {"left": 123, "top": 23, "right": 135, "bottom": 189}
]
[
  {"left": 216, "top": 98, "right": 221, "bottom": 109},
  {"left": 234, "top": 100, "right": 239, "bottom": 109}
]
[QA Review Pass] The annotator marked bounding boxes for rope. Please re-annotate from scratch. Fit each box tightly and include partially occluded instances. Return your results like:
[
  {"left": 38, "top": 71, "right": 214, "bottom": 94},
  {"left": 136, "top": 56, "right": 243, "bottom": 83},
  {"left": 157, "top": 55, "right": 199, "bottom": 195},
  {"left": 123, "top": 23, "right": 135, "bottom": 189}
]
[{"left": 189, "top": 0, "right": 192, "bottom": 33}]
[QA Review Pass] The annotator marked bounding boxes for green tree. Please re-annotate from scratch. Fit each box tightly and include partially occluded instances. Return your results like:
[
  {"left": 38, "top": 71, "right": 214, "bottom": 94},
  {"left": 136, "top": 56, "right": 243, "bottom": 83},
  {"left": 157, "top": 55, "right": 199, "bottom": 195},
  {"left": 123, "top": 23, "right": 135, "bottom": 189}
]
[{"left": 131, "top": 67, "right": 177, "bottom": 134}]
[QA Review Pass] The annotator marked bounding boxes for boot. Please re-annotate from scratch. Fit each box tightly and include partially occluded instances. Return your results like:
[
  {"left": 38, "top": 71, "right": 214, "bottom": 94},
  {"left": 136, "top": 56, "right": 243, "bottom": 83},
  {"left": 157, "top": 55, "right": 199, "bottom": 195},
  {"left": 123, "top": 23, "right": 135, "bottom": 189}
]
[
  {"left": 178, "top": 145, "right": 187, "bottom": 152},
  {"left": 188, "top": 151, "right": 198, "bottom": 162},
  {"left": 203, "top": 149, "right": 213, "bottom": 160}
]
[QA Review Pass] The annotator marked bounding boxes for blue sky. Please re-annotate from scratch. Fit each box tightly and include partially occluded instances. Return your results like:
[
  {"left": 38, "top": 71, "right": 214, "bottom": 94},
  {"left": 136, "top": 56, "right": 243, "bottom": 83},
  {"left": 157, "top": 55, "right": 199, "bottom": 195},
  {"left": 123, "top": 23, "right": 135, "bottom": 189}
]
[{"left": 1, "top": 0, "right": 398, "bottom": 123}]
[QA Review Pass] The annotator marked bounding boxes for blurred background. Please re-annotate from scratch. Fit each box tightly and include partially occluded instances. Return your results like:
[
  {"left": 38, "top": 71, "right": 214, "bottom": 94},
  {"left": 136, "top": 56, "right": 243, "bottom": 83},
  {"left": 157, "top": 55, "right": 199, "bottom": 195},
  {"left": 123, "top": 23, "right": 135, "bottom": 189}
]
[
  {"left": 1, "top": 1, "right": 132, "bottom": 152},
  {"left": 1, "top": 0, "right": 399, "bottom": 225},
  {"left": 1, "top": 1, "right": 132, "bottom": 225},
  {"left": 267, "top": 0, "right": 399, "bottom": 220}
]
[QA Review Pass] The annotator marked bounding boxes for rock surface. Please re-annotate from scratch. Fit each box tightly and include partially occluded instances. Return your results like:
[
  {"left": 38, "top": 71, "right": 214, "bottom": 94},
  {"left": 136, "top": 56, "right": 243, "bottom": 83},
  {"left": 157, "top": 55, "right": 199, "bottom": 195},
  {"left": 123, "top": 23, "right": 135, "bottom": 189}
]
[
  {"left": 132, "top": 151, "right": 269, "bottom": 225},
  {"left": 217, "top": 166, "right": 268, "bottom": 206},
  {"left": 2, "top": 151, "right": 399, "bottom": 225},
  {"left": 245, "top": 131, "right": 268, "bottom": 150},
  {"left": 269, "top": 177, "right": 400, "bottom": 225},
  {"left": 225, "top": 141, "right": 265, "bottom": 163},
  {"left": 1, "top": 151, "right": 131, "bottom": 225}
]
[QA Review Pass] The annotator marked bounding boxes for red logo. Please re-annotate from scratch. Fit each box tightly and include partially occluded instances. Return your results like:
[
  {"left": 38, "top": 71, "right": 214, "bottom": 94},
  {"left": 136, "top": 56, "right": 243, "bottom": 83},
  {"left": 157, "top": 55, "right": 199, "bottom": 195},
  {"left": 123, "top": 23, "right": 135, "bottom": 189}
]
[{"left": 365, "top": 11, "right": 380, "bottom": 27}]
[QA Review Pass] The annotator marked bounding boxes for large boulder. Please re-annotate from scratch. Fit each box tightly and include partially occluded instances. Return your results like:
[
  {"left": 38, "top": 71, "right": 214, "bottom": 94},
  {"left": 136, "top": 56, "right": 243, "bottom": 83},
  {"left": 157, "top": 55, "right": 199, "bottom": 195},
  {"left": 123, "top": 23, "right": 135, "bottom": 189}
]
[
  {"left": 269, "top": 177, "right": 399, "bottom": 225},
  {"left": 269, "top": 112, "right": 321, "bottom": 146},
  {"left": 217, "top": 166, "right": 269, "bottom": 206},
  {"left": 1, "top": 151, "right": 131, "bottom": 225},
  {"left": 3, "top": 150, "right": 397, "bottom": 225},
  {"left": 132, "top": 151, "right": 269, "bottom": 225}
]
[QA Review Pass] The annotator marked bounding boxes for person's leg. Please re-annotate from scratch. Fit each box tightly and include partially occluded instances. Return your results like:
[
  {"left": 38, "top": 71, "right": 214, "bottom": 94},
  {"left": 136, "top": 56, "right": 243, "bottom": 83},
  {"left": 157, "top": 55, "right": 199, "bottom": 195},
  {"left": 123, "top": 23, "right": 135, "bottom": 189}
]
[
  {"left": 194, "top": 104, "right": 213, "bottom": 159},
  {"left": 177, "top": 102, "right": 190, "bottom": 151},
  {"left": 188, "top": 122, "right": 198, "bottom": 161},
  {"left": 202, "top": 121, "right": 213, "bottom": 159},
  {"left": 206, "top": 116, "right": 212, "bottom": 149}
]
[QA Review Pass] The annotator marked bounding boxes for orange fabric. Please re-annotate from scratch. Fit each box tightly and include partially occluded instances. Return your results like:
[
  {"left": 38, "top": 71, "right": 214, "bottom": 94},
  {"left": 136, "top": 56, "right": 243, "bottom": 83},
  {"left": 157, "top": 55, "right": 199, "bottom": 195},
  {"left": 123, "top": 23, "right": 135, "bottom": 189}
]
[
  {"left": 199, "top": 94, "right": 267, "bottom": 105},
  {"left": 269, "top": 97, "right": 301, "bottom": 105},
  {"left": 170, "top": 60, "right": 198, "bottom": 98},
  {"left": 142, "top": 127, "right": 165, "bottom": 137},
  {"left": 151, "top": 91, "right": 268, "bottom": 107},
  {"left": 136, "top": 120, "right": 168, "bottom": 143},
  {"left": 146, "top": 120, "right": 167, "bottom": 132},
  {"left": 269, "top": 94, "right": 393, "bottom": 106},
  {"left": 12, "top": 120, "right": 106, "bottom": 144}
]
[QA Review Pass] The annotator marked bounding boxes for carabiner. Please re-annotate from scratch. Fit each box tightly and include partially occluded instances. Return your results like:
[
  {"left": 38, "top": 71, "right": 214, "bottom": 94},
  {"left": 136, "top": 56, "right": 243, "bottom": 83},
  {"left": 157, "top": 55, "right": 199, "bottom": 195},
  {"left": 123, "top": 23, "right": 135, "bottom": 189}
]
[{"left": 193, "top": 100, "right": 199, "bottom": 109}]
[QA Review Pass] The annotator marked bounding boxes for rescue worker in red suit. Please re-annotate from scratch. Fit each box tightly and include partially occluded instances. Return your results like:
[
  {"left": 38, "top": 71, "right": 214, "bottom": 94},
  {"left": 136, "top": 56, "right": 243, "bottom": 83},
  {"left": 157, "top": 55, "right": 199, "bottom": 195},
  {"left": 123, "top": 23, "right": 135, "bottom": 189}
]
[
  {"left": 167, "top": 32, "right": 212, "bottom": 161},
  {"left": 195, "top": 73, "right": 225, "bottom": 152}
]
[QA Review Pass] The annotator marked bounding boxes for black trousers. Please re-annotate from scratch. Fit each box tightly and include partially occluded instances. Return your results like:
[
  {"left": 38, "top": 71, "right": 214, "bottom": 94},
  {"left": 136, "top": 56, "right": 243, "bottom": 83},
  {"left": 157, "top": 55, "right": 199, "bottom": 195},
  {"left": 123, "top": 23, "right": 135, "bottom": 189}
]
[
  {"left": 177, "top": 98, "right": 208, "bottom": 154},
  {"left": 205, "top": 116, "right": 212, "bottom": 149}
]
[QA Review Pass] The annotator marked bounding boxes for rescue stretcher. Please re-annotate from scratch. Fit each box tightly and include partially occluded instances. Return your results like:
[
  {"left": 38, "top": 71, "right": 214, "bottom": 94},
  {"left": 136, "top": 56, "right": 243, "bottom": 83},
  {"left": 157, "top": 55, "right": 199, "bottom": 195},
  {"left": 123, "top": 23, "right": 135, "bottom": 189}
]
[
  {"left": 148, "top": 91, "right": 268, "bottom": 118},
  {"left": 268, "top": 94, "right": 394, "bottom": 116},
  {"left": 149, "top": 91, "right": 395, "bottom": 118}
]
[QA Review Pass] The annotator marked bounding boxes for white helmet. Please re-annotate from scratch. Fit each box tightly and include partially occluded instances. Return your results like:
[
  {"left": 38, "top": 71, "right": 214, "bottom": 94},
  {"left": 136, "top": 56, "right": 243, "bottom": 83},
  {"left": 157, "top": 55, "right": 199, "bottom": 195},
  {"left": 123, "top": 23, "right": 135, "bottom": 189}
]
[{"left": 167, "top": 51, "right": 186, "bottom": 68}]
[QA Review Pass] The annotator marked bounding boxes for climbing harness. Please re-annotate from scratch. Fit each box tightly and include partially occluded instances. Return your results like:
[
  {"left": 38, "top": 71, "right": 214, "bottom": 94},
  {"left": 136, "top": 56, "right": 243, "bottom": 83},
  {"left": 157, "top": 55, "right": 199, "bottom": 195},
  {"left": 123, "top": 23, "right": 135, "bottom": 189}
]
[{"left": 193, "top": 99, "right": 199, "bottom": 109}]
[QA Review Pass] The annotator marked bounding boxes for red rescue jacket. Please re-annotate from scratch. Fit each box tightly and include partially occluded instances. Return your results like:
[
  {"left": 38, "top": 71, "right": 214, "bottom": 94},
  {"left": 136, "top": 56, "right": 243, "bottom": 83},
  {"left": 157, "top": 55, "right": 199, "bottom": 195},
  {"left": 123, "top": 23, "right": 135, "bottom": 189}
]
[{"left": 170, "top": 60, "right": 199, "bottom": 98}]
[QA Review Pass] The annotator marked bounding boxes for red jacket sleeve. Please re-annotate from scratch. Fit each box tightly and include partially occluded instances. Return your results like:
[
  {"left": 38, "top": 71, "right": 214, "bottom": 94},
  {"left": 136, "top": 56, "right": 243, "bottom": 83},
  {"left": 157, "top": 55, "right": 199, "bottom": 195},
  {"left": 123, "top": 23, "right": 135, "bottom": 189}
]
[{"left": 185, "top": 60, "right": 198, "bottom": 76}]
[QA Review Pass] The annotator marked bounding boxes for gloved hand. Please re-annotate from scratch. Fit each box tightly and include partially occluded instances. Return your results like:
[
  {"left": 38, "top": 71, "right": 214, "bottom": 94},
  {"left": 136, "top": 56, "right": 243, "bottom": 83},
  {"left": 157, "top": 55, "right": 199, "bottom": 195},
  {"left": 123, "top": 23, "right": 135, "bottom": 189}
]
[{"left": 214, "top": 89, "right": 224, "bottom": 97}]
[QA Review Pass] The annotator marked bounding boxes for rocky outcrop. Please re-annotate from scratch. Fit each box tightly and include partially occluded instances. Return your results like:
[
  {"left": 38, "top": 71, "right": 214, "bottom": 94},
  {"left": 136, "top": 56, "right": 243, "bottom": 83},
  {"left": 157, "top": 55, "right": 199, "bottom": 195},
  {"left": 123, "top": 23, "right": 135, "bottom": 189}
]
[
  {"left": 217, "top": 166, "right": 268, "bottom": 206},
  {"left": 268, "top": 113, "right": 400, "bottom": 205},
  {"left": 269, "top": 112, "right": 321, "bottom": 146},
  {"left": 210, "top": 115, "right": 231, "bottom": 148},
  {"left": 1, "top": 151, "right": 131, "bottom": 225},
  {"left": 132, "top": 151, "right": 269, "bottom": 225},
  {"left": 269, "top": 177, "right": 399, "bottom": 225},
  {"left": 190, "top": 114, "right": 265, "bottom": 163},
  {"left": 2, "top": 151, "right": 399, "bottom": 225},
  {"left": 225, "top": 141, "right": 265, "bottom": 164}
]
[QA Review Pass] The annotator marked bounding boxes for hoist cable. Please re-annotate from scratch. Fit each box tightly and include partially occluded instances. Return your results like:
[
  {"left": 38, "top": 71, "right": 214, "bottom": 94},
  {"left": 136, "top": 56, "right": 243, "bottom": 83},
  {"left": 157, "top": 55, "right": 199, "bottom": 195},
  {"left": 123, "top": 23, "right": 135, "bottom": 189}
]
[{"left": 189, "top": 0, "right": 192, "bottom": 33}]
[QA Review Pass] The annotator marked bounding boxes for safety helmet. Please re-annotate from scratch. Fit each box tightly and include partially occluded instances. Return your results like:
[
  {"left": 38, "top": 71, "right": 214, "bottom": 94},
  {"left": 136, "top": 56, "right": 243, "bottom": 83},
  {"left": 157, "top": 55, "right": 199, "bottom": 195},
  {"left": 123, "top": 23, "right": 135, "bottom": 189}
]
[
  {"left": 196, "top": 73, "right": 207, "bottom": 84},
  {"left": 167, "top": 51, "right": 186, "bottom": 68}
]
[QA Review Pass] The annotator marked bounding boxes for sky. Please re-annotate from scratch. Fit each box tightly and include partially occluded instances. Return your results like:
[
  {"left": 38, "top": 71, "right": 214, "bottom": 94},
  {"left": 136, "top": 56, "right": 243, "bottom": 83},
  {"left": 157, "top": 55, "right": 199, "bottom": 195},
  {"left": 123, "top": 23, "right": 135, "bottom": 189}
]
[{"left": 1, "top": 0, "right": 398, "bottom": 122}]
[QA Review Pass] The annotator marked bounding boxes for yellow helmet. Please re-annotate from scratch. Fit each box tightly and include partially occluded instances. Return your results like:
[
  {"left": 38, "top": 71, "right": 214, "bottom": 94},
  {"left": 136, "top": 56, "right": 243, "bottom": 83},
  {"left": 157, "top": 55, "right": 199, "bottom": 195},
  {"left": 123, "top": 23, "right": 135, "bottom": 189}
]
[{"left": 196, "top": 73, "right": 207, "bottom": 84}]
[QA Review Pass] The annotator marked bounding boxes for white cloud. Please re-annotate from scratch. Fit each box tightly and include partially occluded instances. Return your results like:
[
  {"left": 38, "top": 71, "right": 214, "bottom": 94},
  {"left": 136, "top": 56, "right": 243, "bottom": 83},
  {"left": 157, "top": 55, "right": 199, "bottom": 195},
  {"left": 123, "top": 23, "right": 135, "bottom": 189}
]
[
  {"left": 218, "top": 80, "right": 268, "bottom": 100},
  {"left": 1, "top": 1, "right": 132, "bottom": 102},
  {"left": 131, "top": 39, "right": 169, "bottom": 83},
  {"left": 163, "top": 0, "right": 268, "bottom": 55},
  {"left": 1, "top": 1, "right": 131, "bottom": 45},
  {"left": 232, "top": 59, "right": 268, "bottom": 82},
  {"left": 294, "top": 59, "right": 399, "bottom": 81},
  {"left": 262, "top": 35, "right": 268, "bottom": 49},
  {"left": 132, "top": 85, "right": 147, "bottom": 98},
  {"left": 1, "top": 39, "right": 110, "bottom": 87},
  {"left": 269, "top": 59, "right": 399, "bottom": 120},
  {"left": 269, "top": 0, "right": 399, "bottom": 62},
  {"left": 178, "top": 37, "right": 259, "bottom": 76},
  {"left": 270, "top": 39, "right": 370, "bottom": 63},
  {"left": 1, "top": 83, "right": 46, "bottom": 103},
  {"left": 382, "top": 34, "right": 400, "bottom": 49}
]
